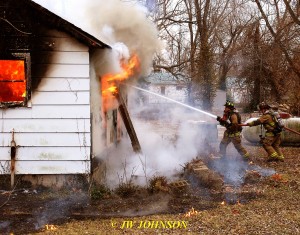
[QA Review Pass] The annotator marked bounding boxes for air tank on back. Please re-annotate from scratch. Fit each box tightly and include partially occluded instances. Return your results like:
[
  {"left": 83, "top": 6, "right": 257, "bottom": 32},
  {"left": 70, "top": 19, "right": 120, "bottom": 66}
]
[{"left": 243, "top": 117, "right": 300, "bottom": 146}]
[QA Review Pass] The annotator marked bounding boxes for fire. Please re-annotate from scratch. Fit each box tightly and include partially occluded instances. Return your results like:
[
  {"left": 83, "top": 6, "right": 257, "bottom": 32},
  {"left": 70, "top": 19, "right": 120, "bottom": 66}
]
[
  {"left": 184, "top": 207, "right": 199, "bottom": 217},
  {"left": 45, "top": 224, "right": 57, "bottom": 230},
  {"left": 101, "top": 54, "right": 140, "bottom": 111},
  {"left": 271, "top": 173, "right": 282, "bottom": 181},
  {"left": 0, "top": 60, "right": 26, "bottom": 102},
  {"left": 221, "top": 201, "right": 226, "bottom": 205}
]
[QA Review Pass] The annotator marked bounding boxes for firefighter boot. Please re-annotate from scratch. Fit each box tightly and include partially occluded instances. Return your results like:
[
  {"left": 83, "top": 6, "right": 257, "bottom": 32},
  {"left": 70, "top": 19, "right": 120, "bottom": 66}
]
[
  {"left": 277, "top": 155, "right": 284, "bottom": 162},
  {"left": 267, "top": 152, "right": 279, "bottom": 162},
  {"left": 242, "top": 152, "right": 250, "bottom": 162}
]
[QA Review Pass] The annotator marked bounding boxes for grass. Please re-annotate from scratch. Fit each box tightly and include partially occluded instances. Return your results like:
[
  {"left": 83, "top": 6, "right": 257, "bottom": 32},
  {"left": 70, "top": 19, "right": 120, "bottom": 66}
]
[{"left": 34, "top": 148, "right": 300, "bottom": 235}]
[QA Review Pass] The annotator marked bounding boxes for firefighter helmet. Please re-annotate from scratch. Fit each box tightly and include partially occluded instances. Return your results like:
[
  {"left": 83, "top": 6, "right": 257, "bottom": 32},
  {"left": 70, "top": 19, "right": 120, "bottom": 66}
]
[
  {"left": 258, "top": 102, "right": 270, "bottom": 110},
  {"left": 224, "top": 100, "right": 235, "bottom": 109}
]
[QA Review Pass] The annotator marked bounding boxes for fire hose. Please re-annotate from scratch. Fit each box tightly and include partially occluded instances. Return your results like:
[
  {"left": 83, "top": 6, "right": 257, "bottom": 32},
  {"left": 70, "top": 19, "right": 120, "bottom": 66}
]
[{"left": 239, "top": 124, "right": 300, "bottom": 136}]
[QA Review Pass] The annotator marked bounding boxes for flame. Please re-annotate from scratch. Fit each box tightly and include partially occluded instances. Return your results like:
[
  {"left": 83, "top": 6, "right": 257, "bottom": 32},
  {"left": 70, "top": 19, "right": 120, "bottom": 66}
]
[
  {"left": 271, "top": 173, "right": 282, "bottom": 181},
  {"left": 0, "top": 60, "right": 26, "bottom": 102},
  {"left": 101, "top": 54, "right": 140, "bottom": 111},
  {"left": 184, "top": 207, "right": 199, "bottom": 217},
  {"left": 221, "top": 201, "right": 226, "bottom": 205},
  {"left": 45, "top": 224, "right": 57, "bottom": 230}
]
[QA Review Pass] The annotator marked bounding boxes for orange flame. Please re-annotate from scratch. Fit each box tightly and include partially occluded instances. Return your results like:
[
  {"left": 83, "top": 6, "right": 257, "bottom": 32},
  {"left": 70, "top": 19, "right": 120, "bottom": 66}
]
[
  {"left": 101, "top": 54, "right": 140, "bottom": 111},
  {"left": 271, "top": 173, "right": 285, "bottom": 182},
  {"left": 45, "top": 224, "right": 57, "bottom": 230},
  {"left": 0, "top": 60, "right": 26, "bottom": 102},
  {"left": 184, "top": 207, "right": 199, "bottom": 217}
]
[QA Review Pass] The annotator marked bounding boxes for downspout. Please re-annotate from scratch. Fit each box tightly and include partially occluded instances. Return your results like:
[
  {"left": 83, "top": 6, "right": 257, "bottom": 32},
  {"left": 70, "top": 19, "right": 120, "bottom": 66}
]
[{"left": 10, "top": 129, "right": 17, "bottom": 189}]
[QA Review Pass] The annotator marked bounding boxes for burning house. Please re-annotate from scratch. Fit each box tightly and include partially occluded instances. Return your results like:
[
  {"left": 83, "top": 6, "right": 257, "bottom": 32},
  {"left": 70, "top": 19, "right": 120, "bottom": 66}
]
[{"left": 0, "top": 0, "right": 142, "bottom": 188}]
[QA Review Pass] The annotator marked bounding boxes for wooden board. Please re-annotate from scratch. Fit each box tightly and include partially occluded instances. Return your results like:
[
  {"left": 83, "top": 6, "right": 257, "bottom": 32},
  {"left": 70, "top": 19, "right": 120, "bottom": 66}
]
[
  {"left": 0, "top": 105, "right": 90, "bottom": 119},
  {"left": 0, "top": 133, "right": 91, "bottom": 147},
  {"left": 0, "top": 160, "right": 91, "bottom": 174},
  {"left": 0, "top": 146, "right": 89, "bottom": 161},
  {"left": 31, "top": 64, "right": 90, "bottom": 78},
  {"left": 31, "top": 91, "right": 89, "bottom": 105},
  {"left": 0, "top": 119, "right": 90, "bottom": 133},
  {"left": 32, "top": 51, "right": 89, "bottom": 65}
]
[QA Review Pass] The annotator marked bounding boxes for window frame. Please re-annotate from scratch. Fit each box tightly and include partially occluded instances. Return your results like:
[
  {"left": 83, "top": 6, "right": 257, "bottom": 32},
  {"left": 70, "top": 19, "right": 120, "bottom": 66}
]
[{"left": 0, "top": 52, "right": 31, "bottom": 108}]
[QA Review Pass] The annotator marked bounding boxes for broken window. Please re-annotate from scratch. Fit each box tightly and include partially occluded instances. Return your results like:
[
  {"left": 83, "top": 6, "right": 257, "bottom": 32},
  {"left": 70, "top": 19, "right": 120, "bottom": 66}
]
[{"left": 0, "top": 53, "right": 30, "bottom": 107}]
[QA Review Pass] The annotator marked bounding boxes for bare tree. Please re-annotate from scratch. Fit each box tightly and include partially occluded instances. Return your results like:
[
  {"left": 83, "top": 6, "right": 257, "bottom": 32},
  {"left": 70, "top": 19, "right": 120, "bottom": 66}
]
[
  {"left": 152, "top": 0, "right": 247, "bottom": 111},
  {"left": 144, "top": 0, "right": 299, "bottom": 114}
]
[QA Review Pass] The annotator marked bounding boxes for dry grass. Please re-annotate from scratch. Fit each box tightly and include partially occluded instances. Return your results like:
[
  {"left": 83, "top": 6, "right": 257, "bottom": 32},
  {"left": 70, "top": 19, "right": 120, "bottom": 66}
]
[{"left": 32, "top": 146, "right": 300, "bottom": 235}]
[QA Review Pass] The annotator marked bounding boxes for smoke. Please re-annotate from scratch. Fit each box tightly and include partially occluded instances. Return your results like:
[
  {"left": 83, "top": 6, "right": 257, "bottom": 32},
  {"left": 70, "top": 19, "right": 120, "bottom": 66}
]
[
  {"left": 31, "top": 193, "right": 88, "bottom": 229},
  {"left": 34, "top": 0, "right": 162, "bottom": 76},
  {"left": 98, "top": 100, "right": 220, "bottom": 188}
]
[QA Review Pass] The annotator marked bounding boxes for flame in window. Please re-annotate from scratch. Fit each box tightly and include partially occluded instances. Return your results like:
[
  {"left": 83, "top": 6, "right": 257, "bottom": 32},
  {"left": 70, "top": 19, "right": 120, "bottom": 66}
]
[
  {"left": 101, "top": 54, "right": 140, "bottom": 111},
  {"left": 0, "top": 60, "right": 26, "bottom": 102}
]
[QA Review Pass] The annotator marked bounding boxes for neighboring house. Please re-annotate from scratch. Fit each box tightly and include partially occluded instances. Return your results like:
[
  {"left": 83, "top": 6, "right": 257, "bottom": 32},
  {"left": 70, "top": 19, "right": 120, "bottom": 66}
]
[
  {"left": 142, "top": 71, "right": 190, "bottom": 105},
  {"left": 0, "top": 0, "right": 125, "bottom": 187}
]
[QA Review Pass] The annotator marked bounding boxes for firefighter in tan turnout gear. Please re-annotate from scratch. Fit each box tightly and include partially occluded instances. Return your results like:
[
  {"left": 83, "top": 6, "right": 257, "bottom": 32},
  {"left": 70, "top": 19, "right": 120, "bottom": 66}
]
[
  {"left": 217, "top": 101, "right": 250, "bottom": 161},
  {"left": 245, "top": 102, "right": 284, "bottom": 162}
]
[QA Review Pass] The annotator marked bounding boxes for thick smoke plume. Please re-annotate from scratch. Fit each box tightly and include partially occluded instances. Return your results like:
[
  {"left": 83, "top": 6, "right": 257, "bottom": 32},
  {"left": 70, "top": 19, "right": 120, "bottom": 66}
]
[{"left": 34, "top": 0, "right": 162, "bottom": 76}]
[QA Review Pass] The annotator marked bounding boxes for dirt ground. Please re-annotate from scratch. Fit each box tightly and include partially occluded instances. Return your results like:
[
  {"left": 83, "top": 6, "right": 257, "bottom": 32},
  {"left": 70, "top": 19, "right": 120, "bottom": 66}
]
[{"left": 1, "top": 143, "right": 300, "bottom": 235}]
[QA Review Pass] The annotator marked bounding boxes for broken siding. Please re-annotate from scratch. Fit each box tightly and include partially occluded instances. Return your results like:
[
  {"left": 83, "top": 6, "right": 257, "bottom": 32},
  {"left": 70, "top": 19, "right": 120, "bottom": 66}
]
[{"left": 0, "top": 30, "right": 90, "bottom": 174}]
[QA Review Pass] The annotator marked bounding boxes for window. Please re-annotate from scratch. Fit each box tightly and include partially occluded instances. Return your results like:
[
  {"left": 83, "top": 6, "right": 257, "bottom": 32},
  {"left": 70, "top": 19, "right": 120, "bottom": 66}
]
[
  {"left": 0, "top": 53, "right": 30, "bottom": 107},
  {"left": 161, "top": 86, "right": 165, "bottom": 95}
]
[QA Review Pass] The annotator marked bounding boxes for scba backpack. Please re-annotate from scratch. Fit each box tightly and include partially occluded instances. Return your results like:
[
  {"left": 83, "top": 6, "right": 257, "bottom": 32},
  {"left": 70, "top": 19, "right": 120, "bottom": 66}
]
[{"left": 270, "top": 110, "right": 284, "bottom": 135}]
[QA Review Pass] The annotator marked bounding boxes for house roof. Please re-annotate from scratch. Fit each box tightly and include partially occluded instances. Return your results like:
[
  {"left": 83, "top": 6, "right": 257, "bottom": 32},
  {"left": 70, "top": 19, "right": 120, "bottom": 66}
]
[
  {"left": 144, "top": 72, "right": 190, "bottom": 85},
  {"left": 21, "top": 0, "right": 111, "bottom": 49}
]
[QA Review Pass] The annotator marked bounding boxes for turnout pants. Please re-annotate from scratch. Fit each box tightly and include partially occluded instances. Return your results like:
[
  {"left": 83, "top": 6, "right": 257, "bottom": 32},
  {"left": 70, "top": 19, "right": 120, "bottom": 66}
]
[
  {"left": 219, "top": 131, "right": 249, "bottom": 158},
  {"left": 262, "top": 134, "right": 283, "bottom": 159}
]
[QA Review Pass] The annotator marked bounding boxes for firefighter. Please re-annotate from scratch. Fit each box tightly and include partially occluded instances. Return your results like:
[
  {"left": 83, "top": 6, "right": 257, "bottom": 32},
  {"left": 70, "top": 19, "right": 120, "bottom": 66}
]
[
  {"left": 217, "top": 101, "right": 250, "bottom": 161},
  {"left": 244, "top": 102, "right": 284, "bottom": 162}
]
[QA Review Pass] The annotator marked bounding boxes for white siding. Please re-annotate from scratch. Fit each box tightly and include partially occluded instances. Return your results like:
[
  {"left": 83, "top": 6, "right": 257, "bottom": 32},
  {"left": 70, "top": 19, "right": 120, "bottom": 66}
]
[
  {"left": 0, "top": 160, "right": 90, "bottom": 174},
  {"left": 0, "top": 29, "right": 91, "bottom": 175},
  {"left": 37, "top": 78, "right": 90, "bottom": 91}
]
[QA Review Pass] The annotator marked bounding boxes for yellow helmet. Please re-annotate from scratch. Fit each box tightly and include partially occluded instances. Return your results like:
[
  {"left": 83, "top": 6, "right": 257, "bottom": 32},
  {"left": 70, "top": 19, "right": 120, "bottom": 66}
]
[{"left": 224, "top": 100, "right": 235, "bottom": 109}]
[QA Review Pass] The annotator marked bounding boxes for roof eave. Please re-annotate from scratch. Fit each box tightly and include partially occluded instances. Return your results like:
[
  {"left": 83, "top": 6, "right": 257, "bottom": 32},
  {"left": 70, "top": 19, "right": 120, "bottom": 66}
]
[{"left": 22, "top": 0, "right": 111, "bottom": 49}]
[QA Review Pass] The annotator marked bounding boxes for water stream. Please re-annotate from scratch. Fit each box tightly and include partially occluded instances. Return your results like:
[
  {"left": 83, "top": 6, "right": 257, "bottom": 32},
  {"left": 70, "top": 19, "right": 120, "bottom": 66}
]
[{"left": 127, "top": 84, "right": 217, "bottom": 119}]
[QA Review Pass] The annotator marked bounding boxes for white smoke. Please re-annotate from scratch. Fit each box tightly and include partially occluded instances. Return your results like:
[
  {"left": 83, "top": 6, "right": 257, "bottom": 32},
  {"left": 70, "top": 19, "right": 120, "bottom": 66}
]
[
  {"left": 33, "top": 0, "right": 162, "bottom": 76},
  {"left": 33, "top": 0, "right": 210, "bottom": 188}
]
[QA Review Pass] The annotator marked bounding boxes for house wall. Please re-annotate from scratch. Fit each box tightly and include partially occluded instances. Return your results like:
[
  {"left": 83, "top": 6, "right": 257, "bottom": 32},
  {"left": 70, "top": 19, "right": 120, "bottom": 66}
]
[
  {"left": 147, "top": 84, "right": 188, "bottom": 104},
  {"left": 0, "top": 29, "right": 91, "bottom": 175}
]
